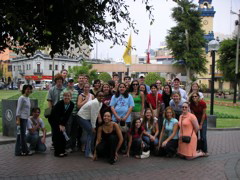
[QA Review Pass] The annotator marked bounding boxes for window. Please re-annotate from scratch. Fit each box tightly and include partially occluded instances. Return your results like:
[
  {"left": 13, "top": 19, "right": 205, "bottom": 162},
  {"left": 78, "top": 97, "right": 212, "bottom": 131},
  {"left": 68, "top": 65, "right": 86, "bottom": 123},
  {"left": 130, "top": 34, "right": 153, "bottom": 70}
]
[
  {"left": 49, "top": 64, "right": 52, "bottom": 70},
  {"left": 8, "top": 65, "right": 12, "bottom": 72},
  {"left": 29, "top": 64, "right": 31, "bottom": 70},
  {"left": 14, "top": 66, "right": 15, "bottom": 71},
  {"left": 55, "top": 65, "right": 58, "bottom": 70},
  {"left": 62, "top": 64, "right": 65, "bottom": 70}
]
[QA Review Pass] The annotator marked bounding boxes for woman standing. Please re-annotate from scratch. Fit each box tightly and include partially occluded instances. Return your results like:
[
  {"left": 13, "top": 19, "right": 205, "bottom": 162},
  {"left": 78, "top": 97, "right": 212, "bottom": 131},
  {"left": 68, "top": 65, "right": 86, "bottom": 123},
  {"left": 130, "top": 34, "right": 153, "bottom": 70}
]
[
  {"left": 128, "top": 80, "right": 145, "bottom": 120},
  {"left": 188, "top": 82, "right": 204, "bottom": 100},
  {"left": 77, "top": 91, "right": 104, "bottom": 158},
  {"left": 146, "top": 84, "right": 162, "bottom": 119},
  {"left": 93, "top": 111, "right": 123, "bottom": 164},
  {"left": 157, "top": 107, "right": 178, "bottom": 157},
  {"left": 77, "top": 83, "right": 94, "bottom": 109},
  {"left": 99, "top": 83, "right": 113, "bottom": 120},
  {"left": 110, "top": 83, "right": 134, "bottom": 127},
  {"left": 142, "top": 108, "right": 159, "bottom": 150},
  {"left": 178, "top": 102, "right": 205, "bottom": 159},
  {"left": 156, "top": 80, "right": 163, "bottom": 94},
  {"left": 90, "top": 79, "right": 101, "bottom": 96},
  {"left": 51, "top": 91, "right": 74, "bottom": 157},
  {"left": 189, "top": 92, "right": 208, "bottom": 154},
  {"left": 169, "top": 91, "right": 185, "bottom": 120},
  {"left": 162, "top": 84, "right": 172, "bottom": 109},
  {"left": 15, "top": 84, "right": 33, "bottom": 156}
]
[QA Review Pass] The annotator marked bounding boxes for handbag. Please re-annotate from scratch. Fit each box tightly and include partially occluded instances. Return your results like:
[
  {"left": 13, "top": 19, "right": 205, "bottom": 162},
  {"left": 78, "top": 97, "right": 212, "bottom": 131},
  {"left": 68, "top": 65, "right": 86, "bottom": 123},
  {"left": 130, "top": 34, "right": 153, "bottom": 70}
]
[
  {"left": 181, "top": 117, "right": 193, "bottom": 144},
  {"left": 119, "top": 121, "right": 128, "bottom": 133},
  {"left": 44, "top": 107, "right": 52, "bottom": 118}
]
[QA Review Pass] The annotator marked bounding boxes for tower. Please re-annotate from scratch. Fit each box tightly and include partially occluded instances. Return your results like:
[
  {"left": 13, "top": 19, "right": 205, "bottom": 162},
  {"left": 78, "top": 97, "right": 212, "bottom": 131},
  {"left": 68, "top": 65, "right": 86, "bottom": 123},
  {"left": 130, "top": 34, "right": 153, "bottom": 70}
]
[{"left": 198, "top": 0, "right": 216, "bottom": 42}]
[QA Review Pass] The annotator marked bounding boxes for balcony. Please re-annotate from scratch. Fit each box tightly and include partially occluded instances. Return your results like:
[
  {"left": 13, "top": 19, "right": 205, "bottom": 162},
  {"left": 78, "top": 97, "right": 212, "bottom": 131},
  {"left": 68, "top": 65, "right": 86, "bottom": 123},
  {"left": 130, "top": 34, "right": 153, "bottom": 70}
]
[
  {"left": 18, "top": 70, "right": 25, "bottom": 76},
  {"left": 33, "top": 69, "right": 43, "bottom": 75}
]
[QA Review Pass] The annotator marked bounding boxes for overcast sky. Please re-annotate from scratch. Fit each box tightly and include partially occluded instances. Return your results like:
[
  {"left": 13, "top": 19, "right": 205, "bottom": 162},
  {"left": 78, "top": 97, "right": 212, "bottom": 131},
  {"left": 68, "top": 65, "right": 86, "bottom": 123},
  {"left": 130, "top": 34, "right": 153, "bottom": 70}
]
[{"left": 91, "top": 0, "right": 240, "bottom": 61}]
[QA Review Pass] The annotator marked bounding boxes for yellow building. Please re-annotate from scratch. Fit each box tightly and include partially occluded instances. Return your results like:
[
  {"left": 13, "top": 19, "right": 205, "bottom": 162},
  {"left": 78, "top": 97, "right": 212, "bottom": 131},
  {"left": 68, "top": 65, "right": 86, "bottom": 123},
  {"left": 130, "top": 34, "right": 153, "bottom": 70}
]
[
  {"left": 0, "top": 48, "right": 15, "bottom": 83},
  {"left": 198, "top": 0, "right": 232, "bottom": 91}
]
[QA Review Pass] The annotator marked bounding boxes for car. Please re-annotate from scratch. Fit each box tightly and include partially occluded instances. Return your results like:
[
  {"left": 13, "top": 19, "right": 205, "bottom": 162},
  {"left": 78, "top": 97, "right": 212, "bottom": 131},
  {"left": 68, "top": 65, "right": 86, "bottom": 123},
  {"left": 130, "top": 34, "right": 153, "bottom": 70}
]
[
  {"left": 8, "top": 83, "right": 18, "bottom": 90},
  {"left": 35, "top": 83, "right": 43, "bottom": 90}
]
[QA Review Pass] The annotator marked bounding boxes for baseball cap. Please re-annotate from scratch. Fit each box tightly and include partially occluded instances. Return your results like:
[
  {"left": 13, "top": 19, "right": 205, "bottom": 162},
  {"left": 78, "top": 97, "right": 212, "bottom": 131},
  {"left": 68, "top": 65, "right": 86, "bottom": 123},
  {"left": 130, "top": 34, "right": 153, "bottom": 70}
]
[
  {"left": 68, "top": 78, "right": 74, "bottom": 83},
  {"left": 139, "top": 74, "right": 145, "bottom": 78}
]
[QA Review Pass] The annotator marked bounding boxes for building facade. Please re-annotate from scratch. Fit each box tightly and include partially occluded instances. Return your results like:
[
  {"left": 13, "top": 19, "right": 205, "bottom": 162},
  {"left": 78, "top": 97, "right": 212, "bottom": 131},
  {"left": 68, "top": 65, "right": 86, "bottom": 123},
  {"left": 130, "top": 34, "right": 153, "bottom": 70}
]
[
  {"left": 11, "top": 51, "right": 82, "bottom": 83},
  {"left": 198, "top": 0, "right": 232, "bottom": 90}
]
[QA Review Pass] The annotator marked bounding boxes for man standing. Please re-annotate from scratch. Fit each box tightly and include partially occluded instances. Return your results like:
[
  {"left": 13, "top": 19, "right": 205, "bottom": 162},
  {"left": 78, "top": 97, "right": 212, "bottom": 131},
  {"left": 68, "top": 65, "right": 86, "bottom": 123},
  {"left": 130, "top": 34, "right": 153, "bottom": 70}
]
[
  {"left": 138, "top": 74, "right": 150, "bottom": 93},
  {"left": 172, "top": 78, "right": 187, "bottom": 101},
  {"left": 61, "top": 69, "right": 68, "bottom": 88},
  {"left": 124, "top": 76, "right": 131, "bottom": 89},
  {"left": 74, "top": 74, "right": 85, "bottom": 95}
]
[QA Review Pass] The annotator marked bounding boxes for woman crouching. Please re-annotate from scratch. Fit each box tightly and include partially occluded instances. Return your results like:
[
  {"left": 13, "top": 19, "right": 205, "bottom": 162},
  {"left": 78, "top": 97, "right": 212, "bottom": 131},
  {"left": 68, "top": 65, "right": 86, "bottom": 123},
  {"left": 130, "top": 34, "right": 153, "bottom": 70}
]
[{"left": 93, "top": 111, "right": 123, "bottom": 164}]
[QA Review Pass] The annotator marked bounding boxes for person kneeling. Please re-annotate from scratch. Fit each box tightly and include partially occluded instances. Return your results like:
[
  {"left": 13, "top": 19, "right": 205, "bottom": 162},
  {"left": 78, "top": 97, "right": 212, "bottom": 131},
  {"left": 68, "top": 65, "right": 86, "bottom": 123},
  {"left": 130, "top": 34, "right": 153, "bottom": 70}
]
[
  {"left": 126, "top": 119, "right": 150, "bottom": 159},
  {"left": 26, "top": 108, "right": 47, "bottom": 154},
  {"left": 93, "top": 111, "right": 123, "bottom": 164},
  {"left": 157, "top": 107, "right": 179, "bottom": 157}
]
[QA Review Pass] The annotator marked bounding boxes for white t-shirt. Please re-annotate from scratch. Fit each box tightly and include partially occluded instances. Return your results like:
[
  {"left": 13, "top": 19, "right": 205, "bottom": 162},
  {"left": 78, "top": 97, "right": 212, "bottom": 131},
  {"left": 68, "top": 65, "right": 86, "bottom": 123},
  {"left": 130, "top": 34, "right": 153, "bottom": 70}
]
[{"left": 27, "top": 117, "right": 45, "bottom": 135}]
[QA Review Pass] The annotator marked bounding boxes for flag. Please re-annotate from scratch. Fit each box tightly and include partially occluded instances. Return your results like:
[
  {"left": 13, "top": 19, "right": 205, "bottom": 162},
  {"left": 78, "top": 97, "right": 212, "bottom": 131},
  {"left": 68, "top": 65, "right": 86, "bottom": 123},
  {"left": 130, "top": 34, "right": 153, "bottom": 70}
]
[
  {"left": 147, "top": 32, "right": 151, "bottom": 64},
  {"left": 123, "top": 35, "right": 132, "bottom": 65}
]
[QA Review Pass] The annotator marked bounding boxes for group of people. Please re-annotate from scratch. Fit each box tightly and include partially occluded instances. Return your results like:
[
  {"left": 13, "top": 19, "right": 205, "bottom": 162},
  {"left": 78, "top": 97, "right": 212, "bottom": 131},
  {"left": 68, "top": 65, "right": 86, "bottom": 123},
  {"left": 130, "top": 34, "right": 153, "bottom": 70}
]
[{"left": 15, "top": 69, "right": 208, "bottom": 165}]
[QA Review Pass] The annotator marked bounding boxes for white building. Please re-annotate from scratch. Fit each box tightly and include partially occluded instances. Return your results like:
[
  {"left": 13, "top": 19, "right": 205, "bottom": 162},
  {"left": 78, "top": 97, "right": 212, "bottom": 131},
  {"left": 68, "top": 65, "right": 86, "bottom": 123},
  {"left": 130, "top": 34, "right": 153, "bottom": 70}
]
[{"left": 11, "top": 51, "right": 82, "bottom": 83}]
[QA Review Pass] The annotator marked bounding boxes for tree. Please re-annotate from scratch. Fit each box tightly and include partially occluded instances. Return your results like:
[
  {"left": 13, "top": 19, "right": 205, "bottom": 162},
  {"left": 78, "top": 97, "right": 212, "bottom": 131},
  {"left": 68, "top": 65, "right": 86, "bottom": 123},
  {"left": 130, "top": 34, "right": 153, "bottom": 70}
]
[
  {"left": 217, "top": 37, "right": 240, "bottom": 99},
  {"left": 98, "top": 72, "right": 112, "bottom": 83},
  {"left": 0, "top": 0, "right": 153, "bottom": 57},
  {"left": 166, "top": 0, "right": 207, "bottom": 89},
  {"left": 145, "top": 72, "right": 165, "bottom": 86},
  {"left": 68, "top": 61, "right": 98, "bottom": 83}
]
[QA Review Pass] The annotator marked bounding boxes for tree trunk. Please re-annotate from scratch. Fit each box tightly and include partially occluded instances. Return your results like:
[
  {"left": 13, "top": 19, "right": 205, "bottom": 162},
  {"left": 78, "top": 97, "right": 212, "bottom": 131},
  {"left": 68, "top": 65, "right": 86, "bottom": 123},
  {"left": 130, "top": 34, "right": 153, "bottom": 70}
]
[{"left": 185, "top": 66, "right": 191, "bottom": 92}]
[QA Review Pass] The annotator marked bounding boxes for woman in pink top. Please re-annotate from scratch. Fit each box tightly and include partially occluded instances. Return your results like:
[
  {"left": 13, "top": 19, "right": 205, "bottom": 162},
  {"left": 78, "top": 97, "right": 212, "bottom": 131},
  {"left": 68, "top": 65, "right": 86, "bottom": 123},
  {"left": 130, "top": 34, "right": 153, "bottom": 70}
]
[{"left": 178, "top": 102, "right": 206, "bottom": 159}]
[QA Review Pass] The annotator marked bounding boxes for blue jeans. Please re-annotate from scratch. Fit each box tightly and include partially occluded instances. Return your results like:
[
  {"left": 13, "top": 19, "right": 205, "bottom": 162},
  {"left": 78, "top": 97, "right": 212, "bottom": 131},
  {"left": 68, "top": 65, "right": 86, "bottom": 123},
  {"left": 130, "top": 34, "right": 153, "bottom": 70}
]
[
  {"left": 15, "top": 118, "right": 29, "bottom": 155},
  {"left": 78, "top": 116, "right": 95, "bottom": 157},
  {"left": 199, "top": 120, "right": 208, "bottom": 153},
  {"left": 142, "top": 135, "right": 159, "bottom": 146},
  {"left": 26, "top": 134, "right": 46, "bottom": 152}
]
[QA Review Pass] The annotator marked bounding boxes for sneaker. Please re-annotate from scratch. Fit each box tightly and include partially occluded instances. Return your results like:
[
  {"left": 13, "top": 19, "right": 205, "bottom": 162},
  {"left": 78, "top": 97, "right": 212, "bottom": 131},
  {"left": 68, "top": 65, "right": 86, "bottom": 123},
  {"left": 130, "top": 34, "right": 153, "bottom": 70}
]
[
  {"left": 140, "top": 150, "right": 150, "bottom": 159},
  {"left": 65, "top": 148, "right": 73, "bottom": 153},
  {"left": 86, "top": 153, "right": 93, "bottom": 158},
  {"left": 27, "top": 150, "right": 35, "bottom": 156}
]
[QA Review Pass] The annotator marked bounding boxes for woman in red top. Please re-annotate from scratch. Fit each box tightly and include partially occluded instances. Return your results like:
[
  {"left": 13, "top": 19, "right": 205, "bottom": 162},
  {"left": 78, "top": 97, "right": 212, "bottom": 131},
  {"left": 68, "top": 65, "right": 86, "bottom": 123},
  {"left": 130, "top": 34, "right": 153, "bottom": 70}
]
[
  {"left": 146, "top": 84, "right": 162, "bottom": 119},
  {"left": 189, "top": 92, "right": 208, "bottom": 154}
]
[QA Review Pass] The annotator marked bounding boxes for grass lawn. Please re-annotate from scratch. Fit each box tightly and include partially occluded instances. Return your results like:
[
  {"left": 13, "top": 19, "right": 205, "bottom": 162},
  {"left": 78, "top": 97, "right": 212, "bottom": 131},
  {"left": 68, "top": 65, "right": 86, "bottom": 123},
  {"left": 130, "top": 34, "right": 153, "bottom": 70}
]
[
  {"left": 206, "top": 104, "right": 240, "bottom": 128},
  {"left": 0, "top": 90, "right": 50, "bottom": 132}
]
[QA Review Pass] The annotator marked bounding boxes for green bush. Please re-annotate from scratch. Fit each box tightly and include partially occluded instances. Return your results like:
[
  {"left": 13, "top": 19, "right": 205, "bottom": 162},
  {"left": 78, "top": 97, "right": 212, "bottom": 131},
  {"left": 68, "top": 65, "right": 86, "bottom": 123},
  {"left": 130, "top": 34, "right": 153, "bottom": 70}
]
[
  {"left": 98, "top": 72, "right": 112, "bottom": 83},
  {"left": 144, "top": 72, "right": 165, "bottom": 86}
]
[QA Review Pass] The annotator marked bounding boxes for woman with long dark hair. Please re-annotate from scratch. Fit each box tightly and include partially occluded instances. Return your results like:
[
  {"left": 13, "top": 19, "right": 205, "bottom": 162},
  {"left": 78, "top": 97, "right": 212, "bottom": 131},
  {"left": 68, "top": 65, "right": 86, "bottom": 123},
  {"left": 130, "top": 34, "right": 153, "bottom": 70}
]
[
  {"left": 128, "top": 80, "right": 145, "bottom": 120},
  {"left": 15, "top": 84, "right": 33, "bottom": 156},
  {"left": 189, "top": 92, "right": 208, "bottom": 155},
  {"left": 93, "top": 111, "right": 123, "bottom": 164},
  {"left": 162, "top": 84, "right": 172, "bottom": 109}
]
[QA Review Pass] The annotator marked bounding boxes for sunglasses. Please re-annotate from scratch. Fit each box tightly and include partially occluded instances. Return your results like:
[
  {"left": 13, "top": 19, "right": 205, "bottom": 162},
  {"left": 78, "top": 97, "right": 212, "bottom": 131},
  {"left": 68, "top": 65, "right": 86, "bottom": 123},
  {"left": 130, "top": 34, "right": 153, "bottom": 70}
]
[
  {"left": 182, "top": 106, "right": 188, "bottom": 109},
  {"left": 192, "top": 96, "right": 198, "bottom": 98},
  {"left": 133, "top": 84, "right": 139, "bottom": 86}
]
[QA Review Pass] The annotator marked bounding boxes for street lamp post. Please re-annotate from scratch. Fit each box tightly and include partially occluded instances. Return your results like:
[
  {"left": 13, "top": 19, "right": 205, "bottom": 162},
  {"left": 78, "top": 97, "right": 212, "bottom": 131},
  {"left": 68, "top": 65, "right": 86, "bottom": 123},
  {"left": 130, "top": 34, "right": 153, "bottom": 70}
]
[
  {"left": 208, "top": 39, "right": 220, "bottom": 127},
  {"left": 231, "top": 10, "right": 240, "bottom": 103}
]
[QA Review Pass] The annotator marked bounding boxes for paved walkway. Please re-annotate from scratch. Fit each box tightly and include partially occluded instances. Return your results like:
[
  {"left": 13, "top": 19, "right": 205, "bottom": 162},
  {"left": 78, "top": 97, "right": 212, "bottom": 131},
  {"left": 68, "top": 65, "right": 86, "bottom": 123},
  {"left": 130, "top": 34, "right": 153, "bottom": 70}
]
[{"left": 0, "top": 130, "right": 240, "bottom": 180}]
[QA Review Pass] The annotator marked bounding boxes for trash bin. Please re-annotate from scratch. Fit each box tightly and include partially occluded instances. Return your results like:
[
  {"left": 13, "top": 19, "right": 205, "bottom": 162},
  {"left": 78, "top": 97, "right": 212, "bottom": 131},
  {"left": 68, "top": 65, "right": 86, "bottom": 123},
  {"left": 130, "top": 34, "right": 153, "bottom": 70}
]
[
  {"left": 2, "top": 99, "right": 38, "bottom": 137},
  {"left": 207, "top": 115, "right": 217, "bottom": 128}
]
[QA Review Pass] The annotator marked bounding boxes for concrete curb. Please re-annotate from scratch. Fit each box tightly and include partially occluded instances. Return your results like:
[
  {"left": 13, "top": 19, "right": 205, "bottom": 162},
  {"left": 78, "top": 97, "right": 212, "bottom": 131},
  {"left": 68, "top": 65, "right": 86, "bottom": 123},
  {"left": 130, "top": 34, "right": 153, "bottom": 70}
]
[{"left": 208, "top": 128, "right": 240, "bottom": 131}]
